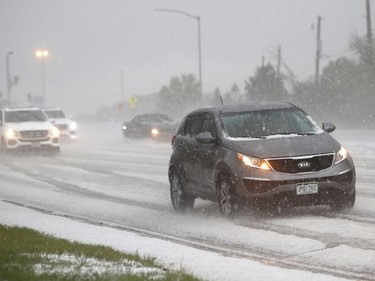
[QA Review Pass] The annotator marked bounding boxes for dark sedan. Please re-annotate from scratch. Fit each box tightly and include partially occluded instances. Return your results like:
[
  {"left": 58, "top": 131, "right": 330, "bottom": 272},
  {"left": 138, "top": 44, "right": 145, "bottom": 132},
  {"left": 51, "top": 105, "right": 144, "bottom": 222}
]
[
  {"left": 122, "top": 113, "right": 178, "bottom": 140},
  {"left": 168, "top": 102, "right": 356, "bottom": 217}
]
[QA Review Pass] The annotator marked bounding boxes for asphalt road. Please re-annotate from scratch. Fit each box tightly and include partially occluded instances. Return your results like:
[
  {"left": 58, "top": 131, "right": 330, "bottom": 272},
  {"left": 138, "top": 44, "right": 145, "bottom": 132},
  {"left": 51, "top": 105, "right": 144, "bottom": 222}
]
[{"left": 1, "top": 122, "right": 374, "bottom": 280}]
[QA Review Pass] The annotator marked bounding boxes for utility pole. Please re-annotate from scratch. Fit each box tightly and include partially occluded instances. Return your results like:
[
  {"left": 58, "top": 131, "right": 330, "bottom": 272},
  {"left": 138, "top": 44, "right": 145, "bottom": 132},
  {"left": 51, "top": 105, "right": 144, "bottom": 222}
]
[
  {"left": 366, "top": 0, "right": 373, "bottom": 64},
  {"left": 277, "top": 45, "right": 281, "bottom": 78},
  {"left": 6, "top": 51, "right": 13, "bottom": 106},
  {"left": 197, "top": 16, "right": 202, "bottom": 96},
  {"left": 121, "top": 69, "right": 124, "bottom": 102},
  {"left": 315, "top": 16, "right": 322, "bottom": 86}
]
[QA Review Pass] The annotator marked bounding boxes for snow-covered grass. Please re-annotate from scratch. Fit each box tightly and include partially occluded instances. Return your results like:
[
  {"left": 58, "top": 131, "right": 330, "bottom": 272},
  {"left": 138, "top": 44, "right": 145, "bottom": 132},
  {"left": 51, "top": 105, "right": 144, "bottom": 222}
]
[
  {"left": 0, "top": 224, "right": 200, "bottom": 281},
  {"left": 0, "top": 201, "right": 350, "bottom": 281}
]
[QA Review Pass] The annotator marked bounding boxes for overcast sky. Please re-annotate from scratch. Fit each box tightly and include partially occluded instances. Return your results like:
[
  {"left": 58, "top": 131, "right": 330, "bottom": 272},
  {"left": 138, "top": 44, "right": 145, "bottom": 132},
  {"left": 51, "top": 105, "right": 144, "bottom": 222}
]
[{"left": 0, "top": 0, "right": 370, "bottom": 115}]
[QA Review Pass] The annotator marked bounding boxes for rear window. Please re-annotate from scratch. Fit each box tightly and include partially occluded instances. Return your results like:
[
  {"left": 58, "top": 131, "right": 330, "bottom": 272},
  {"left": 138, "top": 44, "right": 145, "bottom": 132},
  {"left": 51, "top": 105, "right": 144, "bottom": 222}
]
[{"left": 5, "top": 110, "right": 47, "bottom": 123}]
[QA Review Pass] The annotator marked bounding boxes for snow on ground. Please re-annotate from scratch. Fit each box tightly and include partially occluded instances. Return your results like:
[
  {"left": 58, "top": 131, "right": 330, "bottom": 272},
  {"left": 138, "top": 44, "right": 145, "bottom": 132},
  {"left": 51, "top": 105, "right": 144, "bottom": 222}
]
[
  {"left": 1, "top": 124, "right": 374, "bottom": 280},
  {"left": 0, "top": 200, "right": 347, "bottom": 281}
]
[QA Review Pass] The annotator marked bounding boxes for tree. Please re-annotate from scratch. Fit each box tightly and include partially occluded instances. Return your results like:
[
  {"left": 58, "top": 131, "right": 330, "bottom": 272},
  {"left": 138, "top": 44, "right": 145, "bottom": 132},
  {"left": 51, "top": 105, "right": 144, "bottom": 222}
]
[
  {"left": 244, "top": 63, "right": 287, "bottom": 102},
  {"left": 231, "top": 83, "right": 239, "bottom": 92},
  {"left": 351, "top": 34, "right": 375, "bottom": 67},
  {"left": 319, "top": 56, "right": 374, "bottom": 127},
  {"left": 157, "top": 74, "right": 200, "bottom": 118}
]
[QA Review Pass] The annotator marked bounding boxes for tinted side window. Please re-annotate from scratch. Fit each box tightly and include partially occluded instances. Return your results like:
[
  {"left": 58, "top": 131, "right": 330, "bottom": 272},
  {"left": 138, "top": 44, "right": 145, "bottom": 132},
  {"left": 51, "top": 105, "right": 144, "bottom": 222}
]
[
  {"left": 184, "top": 113, "right": 217, "bottom": 138},
  {"left": 185, "top": 114, "right": 204, "bottom": 137},
  {"left": 177, "top": 118, "right": 186, "bottom": 135},
  {"left": 132, "top": 116, "right": 142, "bottom": 124},
  {"left": 201, "top": 114, "right": 217, "bottom": 138}
]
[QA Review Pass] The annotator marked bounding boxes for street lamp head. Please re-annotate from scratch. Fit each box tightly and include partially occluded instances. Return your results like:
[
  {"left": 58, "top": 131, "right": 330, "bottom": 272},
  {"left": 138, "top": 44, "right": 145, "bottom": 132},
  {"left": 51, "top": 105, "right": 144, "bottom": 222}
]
[{"left": 36, "top": 50, "right": 49, "bottom": 57}]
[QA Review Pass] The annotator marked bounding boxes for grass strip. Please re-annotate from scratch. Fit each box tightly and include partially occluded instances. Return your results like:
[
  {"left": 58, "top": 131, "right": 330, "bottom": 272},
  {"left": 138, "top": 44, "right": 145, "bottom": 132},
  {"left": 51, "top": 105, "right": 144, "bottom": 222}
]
[{"left": 0, "top": 224, "right": 202, "bottom": 281}]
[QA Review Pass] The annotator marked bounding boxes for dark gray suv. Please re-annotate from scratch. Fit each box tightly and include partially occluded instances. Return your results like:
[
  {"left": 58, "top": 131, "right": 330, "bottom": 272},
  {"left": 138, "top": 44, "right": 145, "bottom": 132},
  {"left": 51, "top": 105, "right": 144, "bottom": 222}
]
[{"left": 168, "top": 102, "right": 356, "bottom": 217}]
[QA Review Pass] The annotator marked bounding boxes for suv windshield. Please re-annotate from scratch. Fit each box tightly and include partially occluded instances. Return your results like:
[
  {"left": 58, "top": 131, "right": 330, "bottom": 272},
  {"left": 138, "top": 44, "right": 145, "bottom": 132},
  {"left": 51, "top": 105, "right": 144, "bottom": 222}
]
[
  {"left": 44, "top": 110, "right": 65, "bottom": 119},
  {"left": 221, "top": 108, "right": 320, "bottom": 138},
  {"left": 5, "top": 110, "right": 47, "bottom": 123}
]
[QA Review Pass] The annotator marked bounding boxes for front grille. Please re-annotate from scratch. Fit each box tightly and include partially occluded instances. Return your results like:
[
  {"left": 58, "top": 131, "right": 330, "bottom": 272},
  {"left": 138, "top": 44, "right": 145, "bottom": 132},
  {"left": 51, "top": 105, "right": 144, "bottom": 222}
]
[
  {"left": 19, "top": 138, "right": 50, "bottom": 142},
  {"left": 19, "top": 130, "right": 49, "bottom": 139},
  {"left": 267, "top": 154, "right": 334, "bottom": 174}
]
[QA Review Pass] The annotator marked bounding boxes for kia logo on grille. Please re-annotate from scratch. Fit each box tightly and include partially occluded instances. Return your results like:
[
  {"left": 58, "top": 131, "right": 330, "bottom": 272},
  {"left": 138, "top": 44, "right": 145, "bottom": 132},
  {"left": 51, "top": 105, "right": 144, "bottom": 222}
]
[{"left": 298, "top": 161, "right": 311, "bottom": 169}]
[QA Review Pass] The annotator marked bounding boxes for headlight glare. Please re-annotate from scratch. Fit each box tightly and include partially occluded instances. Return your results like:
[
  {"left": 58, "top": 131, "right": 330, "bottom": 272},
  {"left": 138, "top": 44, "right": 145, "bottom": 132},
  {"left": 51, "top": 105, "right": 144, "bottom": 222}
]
[
  {"left": 69, "top": 121, "right": 77, "bottom": 130},
  {"left": 50, "top": 126, "right": 60, "bottom": 138},
  {"left": 151, "top": 128, "right": 159, "bottom": 136},
  {"left": 5, "top": 128, "right": 17, "bottom": 139},
  {"left": 334, "top": 146, "right": 348, "bottom": 164},
  {"left": 237, "top": 153, "right": 271, "bottom": 170}
]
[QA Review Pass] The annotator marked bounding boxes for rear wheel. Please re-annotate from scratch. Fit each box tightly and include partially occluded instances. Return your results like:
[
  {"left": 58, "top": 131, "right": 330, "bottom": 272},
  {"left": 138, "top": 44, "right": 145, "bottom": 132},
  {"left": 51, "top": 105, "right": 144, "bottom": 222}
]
[
  {"left": 329, "top": 189, "right": 356, "bottom": 211},
  {"left": 170, "top": 171, "right": 194, "bottom": 212},
  {"left": 217, "top": 174, "right": 241, "bottom": 218}
]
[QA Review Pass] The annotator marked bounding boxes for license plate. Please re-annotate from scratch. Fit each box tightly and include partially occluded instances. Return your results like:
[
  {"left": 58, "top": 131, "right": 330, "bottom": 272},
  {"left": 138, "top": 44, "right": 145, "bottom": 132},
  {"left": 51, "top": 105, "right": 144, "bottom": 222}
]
[
  {"left": 296, "top": 182, "right": 318, "bottom": 195},
  {"left": 31, "top": 142, "right": 40, "bottom": 148}
]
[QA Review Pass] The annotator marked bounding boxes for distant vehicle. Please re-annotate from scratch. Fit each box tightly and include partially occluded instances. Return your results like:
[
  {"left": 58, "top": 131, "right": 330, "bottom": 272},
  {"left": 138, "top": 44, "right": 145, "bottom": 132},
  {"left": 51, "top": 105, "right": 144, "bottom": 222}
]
[
  {"left": 0, "top": 107, "right": 60, "bottom": 154},
  {"left": 122, "top": 113, "right": 178, "bottom": 140},
  {"left": 168, "top": 102, "right": 356, "bottom": 217},
  {"left": 42, "top": 108, "right": 77, "bottom": 139}
]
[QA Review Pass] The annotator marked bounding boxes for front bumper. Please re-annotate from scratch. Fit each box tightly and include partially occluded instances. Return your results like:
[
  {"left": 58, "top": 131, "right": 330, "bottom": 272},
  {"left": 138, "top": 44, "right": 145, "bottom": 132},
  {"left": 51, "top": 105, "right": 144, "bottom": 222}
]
[
  {"left": 4, "top": 136, "right": 60, "bottom": 151},
  {"left": 60, "top": 130, "right": 76, "bottom": 139},
  {"left": 232, "top": 158, "right": 355, "bottom": 207}
]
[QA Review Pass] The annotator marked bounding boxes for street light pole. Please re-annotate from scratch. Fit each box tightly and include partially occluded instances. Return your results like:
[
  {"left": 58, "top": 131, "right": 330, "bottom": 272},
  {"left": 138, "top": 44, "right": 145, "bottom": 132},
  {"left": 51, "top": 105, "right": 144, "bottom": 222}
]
[
  {"left": 6, "top": 51, "right": 13, "bottom": 106},
  {"left": 36, "top": 50, "right": 49, "bottom": 106},
  {"left": 155, "top": 8, "right": 202, "bottom": 95}
]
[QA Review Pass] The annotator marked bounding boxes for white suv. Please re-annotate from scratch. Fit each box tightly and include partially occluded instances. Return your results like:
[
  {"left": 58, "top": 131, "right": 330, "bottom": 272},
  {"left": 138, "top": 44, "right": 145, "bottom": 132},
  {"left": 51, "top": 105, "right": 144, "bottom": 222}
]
[
  {"left": 0, "top": 107, "right": 60, "bottom": 153},
  {"left": 42, "top": 108, "right": 77, "bottom": 139}
]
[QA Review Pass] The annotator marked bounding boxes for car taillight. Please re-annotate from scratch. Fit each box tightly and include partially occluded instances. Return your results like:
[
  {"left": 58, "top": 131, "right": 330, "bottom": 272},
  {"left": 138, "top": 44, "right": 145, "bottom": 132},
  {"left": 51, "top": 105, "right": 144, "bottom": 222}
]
[{"left": 171, "top": 135, "right": 177, "bottom": 146}]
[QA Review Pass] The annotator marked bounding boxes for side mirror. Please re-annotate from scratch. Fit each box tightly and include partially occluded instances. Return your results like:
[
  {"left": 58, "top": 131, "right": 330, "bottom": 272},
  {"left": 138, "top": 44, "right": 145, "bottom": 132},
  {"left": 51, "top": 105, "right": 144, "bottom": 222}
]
[
  {"left": 322, "top": 122, "right": 336, "bottom": 133},
  {"left": 196, "top": 132, "right": 216, "bottom": 144},
  {"left": 50, "top": 119, "right": 56, "bottom": 124}
]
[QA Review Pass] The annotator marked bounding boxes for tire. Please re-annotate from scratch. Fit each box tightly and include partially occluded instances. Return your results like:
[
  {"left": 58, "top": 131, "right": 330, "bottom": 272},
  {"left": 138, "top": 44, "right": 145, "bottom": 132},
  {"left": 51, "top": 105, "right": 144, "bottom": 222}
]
[
  {"left": 329, "top": 189, "right": 356, "bottom": 211},
  {"left": 49, "top": 147, "right": 60, "bottom": 155},
  {"left": 170, "top": 171, "right": 195, "bottom": 212},
  {"left": 1, "top": 138, "right": 8, "bottom": 154},
  {"left": 217, "top": 174, "right": 241, "bottom": 218}
]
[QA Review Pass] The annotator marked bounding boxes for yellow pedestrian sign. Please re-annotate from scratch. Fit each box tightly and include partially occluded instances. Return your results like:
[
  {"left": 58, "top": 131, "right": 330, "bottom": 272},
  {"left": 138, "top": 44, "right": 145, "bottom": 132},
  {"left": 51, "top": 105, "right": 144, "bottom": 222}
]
[{"left": 128, "top": 96, "right": 138, "bottom": 108}]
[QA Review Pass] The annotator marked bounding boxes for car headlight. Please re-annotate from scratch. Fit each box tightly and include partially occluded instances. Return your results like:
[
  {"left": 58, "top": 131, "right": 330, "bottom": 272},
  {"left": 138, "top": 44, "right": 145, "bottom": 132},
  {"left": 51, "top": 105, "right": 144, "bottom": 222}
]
[
  {"left": 237, "top": 153, "right": 271, "bottom": 170},
  {"left": 5, "top": 128, "right": 17, "bottom": 139},
  {"left": 334, "top": 146, "right": 348, "bottom": 164},
  {"left": 122, "top": 125, "right": 127, "bottom": 130},
  {"left": 151, "top": 128, "right": 159, "bottom": 136},
  {"left": 69, "top": 121, "right": 77, "bottom": 130},
  {"left": 50, "top": 126, "right": 60, "bottom": 138}
]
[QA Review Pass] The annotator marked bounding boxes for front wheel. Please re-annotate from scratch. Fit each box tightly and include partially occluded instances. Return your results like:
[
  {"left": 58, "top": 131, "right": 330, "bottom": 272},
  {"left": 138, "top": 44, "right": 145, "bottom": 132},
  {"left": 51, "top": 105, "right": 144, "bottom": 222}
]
[
  {"left": 1, "top": 138, "right": 8, "bottom": 154},
  {"left": 49, "top": 147, "right": 60, "bottom": 156},
  {"left": 217, "top": 174, "right": 241, "bottom": 218},
  {"left": 170, "top": 171, "right": 194, "bottom": 212}
]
